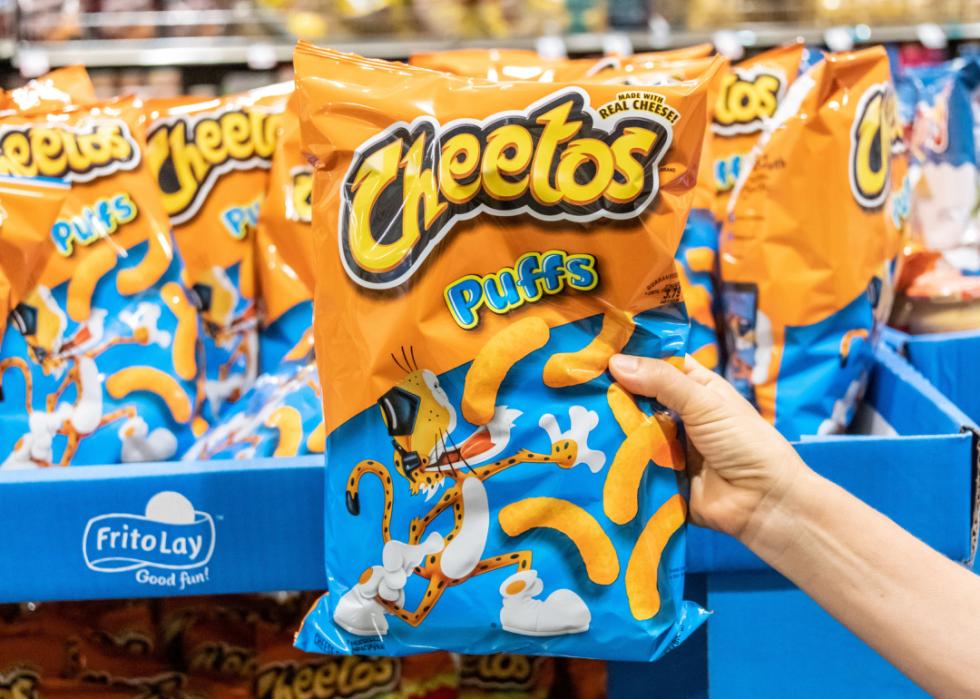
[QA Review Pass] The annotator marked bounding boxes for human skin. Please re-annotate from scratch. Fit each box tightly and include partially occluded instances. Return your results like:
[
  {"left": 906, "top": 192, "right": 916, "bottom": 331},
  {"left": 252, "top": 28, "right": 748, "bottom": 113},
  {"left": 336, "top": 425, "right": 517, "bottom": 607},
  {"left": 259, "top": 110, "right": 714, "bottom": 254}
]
[{"left": 609, "top": 353, "right": 980, "bottom": 699}]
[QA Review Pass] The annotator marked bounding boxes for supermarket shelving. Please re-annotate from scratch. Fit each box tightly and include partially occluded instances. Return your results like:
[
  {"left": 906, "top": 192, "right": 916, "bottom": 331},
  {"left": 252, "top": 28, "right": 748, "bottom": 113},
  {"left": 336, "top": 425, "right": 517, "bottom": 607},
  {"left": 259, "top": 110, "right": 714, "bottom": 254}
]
[{"left": 10, "top": 21, "right": 980, "bottom": 71}]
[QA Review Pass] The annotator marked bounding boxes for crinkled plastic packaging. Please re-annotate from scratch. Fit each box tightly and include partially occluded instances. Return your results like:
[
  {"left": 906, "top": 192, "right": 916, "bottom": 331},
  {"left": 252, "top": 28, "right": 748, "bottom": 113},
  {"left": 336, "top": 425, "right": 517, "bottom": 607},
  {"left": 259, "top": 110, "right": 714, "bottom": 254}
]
[
  {"left": 254, "top": 98, "right": 315, "bottom": 372},
  {"left": 183, "top": 361, "right": 324, "bottom": 460},
  {"left": 0, "top": 97, "right": 209, "bottom": 467},
  {"left": 293, "top": 44, "right": 709, "bottom": 659},
  {"left": 0, "top": 65, "right": 96, "bottom": 114},
  {"left": 144, "top": 84, "right": 291, "bottom": 412},
  {"left": 896, "top": 56, "right": 980, "bottom": 273},
  {"left": 0, "top": 177, "right": 69, "bottom": 347},
  {"left": 711, "top": 43, "right": 809, "bottom": 219},
  {"left": 720, "top": 47, "right": 906, "bottom": 439}
]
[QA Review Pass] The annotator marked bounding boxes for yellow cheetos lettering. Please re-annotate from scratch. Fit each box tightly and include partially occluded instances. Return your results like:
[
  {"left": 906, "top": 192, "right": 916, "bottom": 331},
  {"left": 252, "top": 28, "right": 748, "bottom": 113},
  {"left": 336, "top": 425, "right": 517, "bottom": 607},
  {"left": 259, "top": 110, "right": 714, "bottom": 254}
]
[
  {"left": 340, "top": 88, "right": 674, "bottom": 290},
  {"left": 146, "top": 107, "right": 281, "bottom": 225},
  {"left": 850, "top": 82, "right": 901, "bottom": 210},
  {"left": 253, "top": 656, "right": 399, "bottom": 699},
  {"left": 0, "top": 120, "right": 139, "bottom": 182},
  {"left": 713, "top": 68, "right": 785, "bottom": 136}
]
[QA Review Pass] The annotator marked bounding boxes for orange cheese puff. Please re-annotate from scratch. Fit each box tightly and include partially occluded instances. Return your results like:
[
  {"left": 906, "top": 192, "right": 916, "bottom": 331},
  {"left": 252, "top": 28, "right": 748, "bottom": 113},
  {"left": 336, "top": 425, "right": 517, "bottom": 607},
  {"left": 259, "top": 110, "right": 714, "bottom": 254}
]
[{"left": 625, "top": 494, "right": 688, "bottom": 620}]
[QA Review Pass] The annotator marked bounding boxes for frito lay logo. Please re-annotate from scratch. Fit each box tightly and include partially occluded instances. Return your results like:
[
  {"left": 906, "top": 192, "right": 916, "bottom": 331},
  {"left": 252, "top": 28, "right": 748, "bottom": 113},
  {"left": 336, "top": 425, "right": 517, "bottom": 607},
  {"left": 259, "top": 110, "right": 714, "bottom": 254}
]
[
  {"left": 850, "top": 83, "right": 900, "bottom": 210},
  {"left": 287, "top": 165, "right": 312, "bottom": 223},
  {"left": 0, "top": 119, "right": 139, "bottom": 182},
  {"left": 253, "top": 657, "right": 399, "bottom": 699},
  {"left": 146, "top": 107, "right": 280, "bottom": 225},
  {"left": 0, "top": 669, "right": 38, "bottom": 699},
  {"left": 340, "top": 87, "right": 674, "bottom": 289},
  {"left": 712, "top": 66, "right": 786, "bottom": 136}
]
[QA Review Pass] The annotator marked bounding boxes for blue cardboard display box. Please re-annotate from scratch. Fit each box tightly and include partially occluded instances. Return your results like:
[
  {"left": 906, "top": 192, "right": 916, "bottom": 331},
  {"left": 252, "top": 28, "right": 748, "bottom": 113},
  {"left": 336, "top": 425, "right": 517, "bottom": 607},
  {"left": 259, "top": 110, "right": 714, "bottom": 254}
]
[{"left": 609, "top": 343, "right": 979, "bottom": 698}]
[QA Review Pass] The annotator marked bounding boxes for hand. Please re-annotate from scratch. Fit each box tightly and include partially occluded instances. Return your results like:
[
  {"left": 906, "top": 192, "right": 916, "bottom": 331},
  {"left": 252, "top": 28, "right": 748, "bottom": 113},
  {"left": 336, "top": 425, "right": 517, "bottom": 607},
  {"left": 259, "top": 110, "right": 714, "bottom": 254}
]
[{"left": 608, "top": 353, "right": 807, "bottom": 540}]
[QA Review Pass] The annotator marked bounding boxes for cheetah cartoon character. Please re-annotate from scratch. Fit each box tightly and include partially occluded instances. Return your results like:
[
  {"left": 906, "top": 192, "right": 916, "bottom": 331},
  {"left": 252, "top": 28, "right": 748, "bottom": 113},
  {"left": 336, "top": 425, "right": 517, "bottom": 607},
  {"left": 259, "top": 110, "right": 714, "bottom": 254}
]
[
  {"left": 0, "top": 286, "right": 177, "bottom": 468},
  {"left": 333, "top": 360, "right": 607, "bottom": 638},
  {"left": 193, "top": 265, "right": 259, "bottom": 409}
]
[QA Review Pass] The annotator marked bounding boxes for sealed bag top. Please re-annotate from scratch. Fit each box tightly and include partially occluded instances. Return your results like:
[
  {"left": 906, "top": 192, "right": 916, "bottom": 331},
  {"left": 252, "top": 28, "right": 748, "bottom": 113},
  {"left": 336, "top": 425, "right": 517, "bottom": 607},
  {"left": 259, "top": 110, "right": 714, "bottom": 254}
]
[{"left": 294, "top": 45, "right": 709, "bottom": 660}]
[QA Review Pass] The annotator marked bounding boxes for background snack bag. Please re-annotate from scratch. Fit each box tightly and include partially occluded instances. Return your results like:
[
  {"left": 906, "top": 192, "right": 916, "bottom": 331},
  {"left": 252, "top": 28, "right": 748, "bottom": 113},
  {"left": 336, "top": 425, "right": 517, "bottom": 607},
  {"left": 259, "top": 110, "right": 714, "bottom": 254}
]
[
  {"left": 182, "top": 361, "right": 324, "bottom": 460},
  {"left": 410, "top": 44, "right": 714, "bottom": 81},
  {"left": 458, "top": 654, "right": 554, "bottom": 699},
  {"left": 712, "top": 42, "right": 809, "bottom": 219},
  {"left": 145, "top": 84, "right": 291, "bottom": 412},
  {"left": 255, "top": 101, "right": 315, "bottom": 372},
  {"left": 293, "top": 45, "right": 708, "bottom": 660},
  {"left": 0, "top": 97, "right": 208, "bottom": 467},
  {"left": 1, "top": 65, "right": 96, "bottom": 114},
  {"left": 720, "top": 47, "right": 906, "bottom": 439},
  {"left": 0, "top": 176, "right": 68, "bottom": 347},
  {"left": 897, "top": 57, "right": 980, "bottom": 273}
]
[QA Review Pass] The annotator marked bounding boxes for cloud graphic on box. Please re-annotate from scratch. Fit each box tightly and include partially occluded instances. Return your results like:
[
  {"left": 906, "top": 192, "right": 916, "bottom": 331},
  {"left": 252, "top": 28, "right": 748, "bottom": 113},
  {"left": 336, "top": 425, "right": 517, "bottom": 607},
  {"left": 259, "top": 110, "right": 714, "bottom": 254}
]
[{"left": 83, "top": 491, "right": 215, "bottom": 573}]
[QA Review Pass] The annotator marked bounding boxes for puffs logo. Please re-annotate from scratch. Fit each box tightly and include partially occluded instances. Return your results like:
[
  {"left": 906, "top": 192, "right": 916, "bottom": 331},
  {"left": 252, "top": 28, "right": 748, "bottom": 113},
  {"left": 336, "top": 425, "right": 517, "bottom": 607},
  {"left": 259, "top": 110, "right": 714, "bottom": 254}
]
[
  {"left": 0, "top": 669, "right": 39, "bottom": 699},
  {"left": 146, "top": 107, "right": 280, "bottom": 226},
  {"left": 712, "top": 67, "right": 786, "bottom": 136},
  {"left": 850, "top": 83, "right": 901, "bottom": 211},
  {"left": 253, "top": 657, "right": 399, "bottom": 699},
  {"left": 339, "top": 88, "right": 673, "bottom": 290},
  {"left": 0, "top": 119, "right": 139, "bottom": 182},
  {"left": 286, "top": 166, "right": 312, "bottom": 223}
]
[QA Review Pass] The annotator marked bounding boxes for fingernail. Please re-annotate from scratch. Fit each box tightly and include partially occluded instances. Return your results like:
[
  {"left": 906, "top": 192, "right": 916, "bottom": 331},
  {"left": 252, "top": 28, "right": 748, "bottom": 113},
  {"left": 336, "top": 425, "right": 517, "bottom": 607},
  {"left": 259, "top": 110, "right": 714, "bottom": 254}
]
[{"left": 610, "top": 354, "right": 639, "bottom": 376}]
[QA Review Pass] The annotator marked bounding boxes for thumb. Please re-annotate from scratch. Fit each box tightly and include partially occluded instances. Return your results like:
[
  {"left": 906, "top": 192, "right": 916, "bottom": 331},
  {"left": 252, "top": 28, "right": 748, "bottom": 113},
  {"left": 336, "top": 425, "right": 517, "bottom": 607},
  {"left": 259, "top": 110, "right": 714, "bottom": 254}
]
[{"left": 608, "top": 354, "right": 710, "bottom": 420}]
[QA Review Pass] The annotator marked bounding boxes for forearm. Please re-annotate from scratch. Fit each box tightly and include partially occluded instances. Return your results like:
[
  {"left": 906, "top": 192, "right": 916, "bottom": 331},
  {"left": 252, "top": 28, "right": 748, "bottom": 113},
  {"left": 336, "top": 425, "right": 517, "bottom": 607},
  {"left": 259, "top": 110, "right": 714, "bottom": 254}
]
[{"left": 741, "top": 466, "right": 980, "bottom": 698}]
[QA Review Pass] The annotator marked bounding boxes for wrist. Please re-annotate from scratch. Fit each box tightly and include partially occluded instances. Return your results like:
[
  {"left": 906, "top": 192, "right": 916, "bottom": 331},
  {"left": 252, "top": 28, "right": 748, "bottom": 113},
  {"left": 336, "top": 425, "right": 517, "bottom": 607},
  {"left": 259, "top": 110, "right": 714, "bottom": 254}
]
[{"left": 737, "top": 451, "right": 815, "bottom": 558}]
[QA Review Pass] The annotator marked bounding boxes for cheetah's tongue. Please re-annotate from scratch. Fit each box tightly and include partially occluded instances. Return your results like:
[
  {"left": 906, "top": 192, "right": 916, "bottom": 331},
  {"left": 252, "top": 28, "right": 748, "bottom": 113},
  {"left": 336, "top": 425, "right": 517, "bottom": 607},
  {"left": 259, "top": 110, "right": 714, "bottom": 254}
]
[{"left": 458, "top": 427, "right": 494, "bottom": 460}]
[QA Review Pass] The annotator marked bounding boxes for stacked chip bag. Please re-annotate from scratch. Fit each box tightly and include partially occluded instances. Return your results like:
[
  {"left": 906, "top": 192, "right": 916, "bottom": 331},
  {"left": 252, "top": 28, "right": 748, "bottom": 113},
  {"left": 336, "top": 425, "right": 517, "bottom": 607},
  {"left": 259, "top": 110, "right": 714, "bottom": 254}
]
[
  {"left": 711, "top": 42, "right": 810, "bottom": 218},
  {"left": 293, "top": 44, "right": 707, "bottom": 659},
  {"left": 897, "top": 56, "right": 980, "bottom": 273},
  {"left": 720, "top": 46, "right": 906, "bottom": 439},
  {"left": 182, "top": 361, "right": 324, "bottom": 460},
  {"left": 0, "top": 65, "right": 96, "bottom": 114},
  {"left": 144, "top": 84, "right": 291, "bottom": 413},
  {"left": 0, "top": 97, "right": 209, "bottom": 467},
  {"left": 254, "top": 99, "right": 316, "bottom": 371}
]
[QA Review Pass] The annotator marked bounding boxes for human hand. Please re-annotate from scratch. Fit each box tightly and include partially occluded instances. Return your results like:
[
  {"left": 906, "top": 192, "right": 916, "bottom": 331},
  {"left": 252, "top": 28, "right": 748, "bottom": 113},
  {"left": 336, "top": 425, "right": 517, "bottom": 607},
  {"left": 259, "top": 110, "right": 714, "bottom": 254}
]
[{"left": 608, "top": 353, "right": 808, "bottom": 540}]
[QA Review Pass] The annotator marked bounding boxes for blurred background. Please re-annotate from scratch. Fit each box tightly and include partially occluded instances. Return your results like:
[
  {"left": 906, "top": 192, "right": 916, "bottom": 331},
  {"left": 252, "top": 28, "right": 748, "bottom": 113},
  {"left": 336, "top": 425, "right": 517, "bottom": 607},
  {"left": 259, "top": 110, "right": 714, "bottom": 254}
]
[{"left": 4, "top": 0, "right": 980, "bottom": 95}]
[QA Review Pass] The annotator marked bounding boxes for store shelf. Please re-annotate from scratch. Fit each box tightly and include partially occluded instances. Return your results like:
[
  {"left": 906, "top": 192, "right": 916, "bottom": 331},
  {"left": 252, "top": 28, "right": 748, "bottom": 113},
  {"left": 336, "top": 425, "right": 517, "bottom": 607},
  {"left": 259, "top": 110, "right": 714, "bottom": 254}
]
[{"left": 11, "top": 21, "right": 980, "bottom": 71}]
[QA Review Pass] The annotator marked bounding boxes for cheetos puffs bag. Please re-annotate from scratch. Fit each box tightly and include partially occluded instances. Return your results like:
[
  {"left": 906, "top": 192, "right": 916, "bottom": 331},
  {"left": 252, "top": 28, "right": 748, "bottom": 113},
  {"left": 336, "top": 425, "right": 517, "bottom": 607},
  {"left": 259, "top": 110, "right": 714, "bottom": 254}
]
[
  {"left": 144, "top": 84, "right": 291, "bottom": 413},
  {"left": 0, "top": 97, "right": 208, "bottom": 467},
  {"left": 720, "top": 47, "right": 906, "bottom": 439},
  {"left": 294, "top": 45, "right": 707, "bottom": 660}
]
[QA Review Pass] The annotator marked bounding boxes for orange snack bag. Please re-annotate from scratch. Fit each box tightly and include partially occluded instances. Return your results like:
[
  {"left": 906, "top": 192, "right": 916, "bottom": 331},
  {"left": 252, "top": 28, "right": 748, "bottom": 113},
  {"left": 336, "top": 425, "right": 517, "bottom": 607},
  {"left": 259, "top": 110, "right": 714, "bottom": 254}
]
[
  {"left": 0, "top": 177, "right": 69, "bottom": 348},
  {"left": 1, "top": 65, "right": 96, "bottom": 114},
  {"left": 144, "top": 84, "right": 291, "bottom": 412},
  {"left": 0, "top": 97, "right": 208, "bottom": 466},
  {"left": 712, "top": 42, "right": 811, "bottom": 218},
  {"left": 254, "top": 98, "right": 316, "bottom": 370},
  {"left": 720, "top": 47, "right": 906, "bottom": 438},
  {"left": 410, "top": 44, "right": 714, "bottom": 81},
  {"left": 293, "top": 44, "right": 709, "bottom": 660}
]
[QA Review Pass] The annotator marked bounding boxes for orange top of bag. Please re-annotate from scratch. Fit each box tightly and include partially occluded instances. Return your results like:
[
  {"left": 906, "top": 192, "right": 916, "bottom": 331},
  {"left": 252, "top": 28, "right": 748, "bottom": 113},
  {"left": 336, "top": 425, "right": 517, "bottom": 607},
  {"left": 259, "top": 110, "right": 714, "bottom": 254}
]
[
  {"left": 294, "top": 44, "right": 711, "bottom": 431},
  {"left": 1, "top": 65, "right": 96, "bottom": 114},
  {"left": 410, "top": 43, "right": 715, "bottom": 81},
  {"left": 712, "top": 42, "right": 807, "bottom": 217}
]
